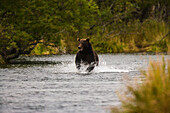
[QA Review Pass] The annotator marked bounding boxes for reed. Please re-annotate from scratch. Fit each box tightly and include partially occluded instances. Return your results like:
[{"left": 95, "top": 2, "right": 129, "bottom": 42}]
[{"left": 111, "top": 57, "right": 170, "bottom": 113}]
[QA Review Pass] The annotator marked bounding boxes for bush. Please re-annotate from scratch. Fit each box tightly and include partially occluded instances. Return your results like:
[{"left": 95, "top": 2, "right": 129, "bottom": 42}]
[{"left": 111, "top": 57, "right": 170, "bottom": 113}]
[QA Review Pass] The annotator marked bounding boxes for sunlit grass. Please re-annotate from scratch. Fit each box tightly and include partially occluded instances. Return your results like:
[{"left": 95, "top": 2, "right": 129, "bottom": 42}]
[
  {"left": 111, "top": 57, "right": 170, "bottom": 113},
  {"left": 30, "top": 43, "right": 59, "bottom": 55}
]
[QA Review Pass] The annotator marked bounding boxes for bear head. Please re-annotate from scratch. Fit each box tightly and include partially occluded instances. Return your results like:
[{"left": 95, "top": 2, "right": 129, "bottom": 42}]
[{"left": 77, "top": 38, "right": 93, "bottom": 53}]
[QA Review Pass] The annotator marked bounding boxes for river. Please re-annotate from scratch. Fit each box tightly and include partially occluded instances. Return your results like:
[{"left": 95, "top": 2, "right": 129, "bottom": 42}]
[{"left": 0, "top": 54, "right": 169, "bottom": 113}]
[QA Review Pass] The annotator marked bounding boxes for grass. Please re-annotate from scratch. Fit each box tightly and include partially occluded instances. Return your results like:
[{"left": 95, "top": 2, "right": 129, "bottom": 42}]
[
  {"left": 111, "top": 57, "right": 170, "bottom": 113},
  {"left": 90, "top": 19, "right": 169, "bottom": 53}
]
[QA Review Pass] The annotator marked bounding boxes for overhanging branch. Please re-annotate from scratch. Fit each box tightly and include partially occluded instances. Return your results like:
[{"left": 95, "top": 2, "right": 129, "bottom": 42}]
[{"left": 6, "top": 49, "right": 20, "bottom": 61}]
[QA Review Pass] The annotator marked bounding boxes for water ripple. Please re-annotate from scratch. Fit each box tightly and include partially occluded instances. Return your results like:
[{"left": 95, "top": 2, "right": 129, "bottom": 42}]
[{"left": 0, "top": 54, "right": 169, "bottom": 113}]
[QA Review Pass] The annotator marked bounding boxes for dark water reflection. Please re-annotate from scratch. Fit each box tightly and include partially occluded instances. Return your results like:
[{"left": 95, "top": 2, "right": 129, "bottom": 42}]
[{"left": 0, "top": 54, "right": 169, "bottom": 113}]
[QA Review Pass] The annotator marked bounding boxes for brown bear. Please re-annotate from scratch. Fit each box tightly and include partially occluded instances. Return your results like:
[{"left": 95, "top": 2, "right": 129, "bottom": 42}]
[{"left": 75, "top": 38, "right": 99, "bottom": 72}]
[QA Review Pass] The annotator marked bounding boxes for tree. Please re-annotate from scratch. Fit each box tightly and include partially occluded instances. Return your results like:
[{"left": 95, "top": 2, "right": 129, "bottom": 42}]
[
  {"left": 0, "top": 0, "right": 99, "bottom": 63},
  {"left": 92, "top": 0, "right": 169, "bottom": 34}
]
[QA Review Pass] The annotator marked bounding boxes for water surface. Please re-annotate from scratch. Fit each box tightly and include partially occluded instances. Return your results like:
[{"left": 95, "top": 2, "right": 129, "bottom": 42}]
[{"left": 0, "top": 54, "right": 169, "bottom": 113}]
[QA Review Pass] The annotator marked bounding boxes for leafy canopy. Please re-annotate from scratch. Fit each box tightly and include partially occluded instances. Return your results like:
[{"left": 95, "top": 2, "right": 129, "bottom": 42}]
[{"left": 0, "top": 0, "right": 99, "bottom": 63}]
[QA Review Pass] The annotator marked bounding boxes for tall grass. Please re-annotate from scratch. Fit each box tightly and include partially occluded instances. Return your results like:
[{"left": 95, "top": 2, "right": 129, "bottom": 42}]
[
  {"left": 121, "top": 19, "right": 169, "bottom": 52},
  {"left": 111, "top": 57, "right": 170, "bottom": 113},
  {"left": 91, "top": 19, "right": 169, "bottom": 53}
]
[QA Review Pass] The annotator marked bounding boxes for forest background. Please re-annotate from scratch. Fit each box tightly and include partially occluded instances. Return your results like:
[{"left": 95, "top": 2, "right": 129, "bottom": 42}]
[{"left": 0, "top": 0, "right": 169, "bottom": 64}]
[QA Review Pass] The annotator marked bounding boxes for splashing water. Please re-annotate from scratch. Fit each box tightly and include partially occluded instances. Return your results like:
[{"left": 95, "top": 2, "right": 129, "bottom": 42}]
[{"left": 51, "top": 55, "right": 131, "bottom": 75}]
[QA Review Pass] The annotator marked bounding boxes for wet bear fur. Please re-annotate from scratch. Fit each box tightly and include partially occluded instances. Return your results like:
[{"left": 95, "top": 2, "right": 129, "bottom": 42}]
[{"left": 75, "top": 38, "right": 99, "bottom": 72}]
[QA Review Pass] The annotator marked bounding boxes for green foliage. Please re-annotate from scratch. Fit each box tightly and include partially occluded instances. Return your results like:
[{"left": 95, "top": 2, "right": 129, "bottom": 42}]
[
  {"left": 31, "top": 43, "right": 59, "bottom": 55},
  {"left": 0, "top": 0, "right": 100, "bottom": 63},
  {"left": 85, "top": 0, "right": 169, "bottom": 54},
  {"left": 111, "top": 58, "right": 170, "bottom": 113},
  {"left": 0, "top": 0, "right": 169, "bottom": 63}
]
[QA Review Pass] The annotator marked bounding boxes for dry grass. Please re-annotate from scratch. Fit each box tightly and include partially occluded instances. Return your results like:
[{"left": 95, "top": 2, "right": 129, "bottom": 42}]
[{"left": 111, "top": 57, "right": 170, "bottom": 113}]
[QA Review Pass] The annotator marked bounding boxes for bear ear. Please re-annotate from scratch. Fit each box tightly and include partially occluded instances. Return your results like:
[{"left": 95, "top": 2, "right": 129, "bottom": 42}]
[
  {"left": 77, "top": 38, "right": 80, "bottom": 42},
  {"left": 86, "top": 38, "right": 90, "bottom": 42}
]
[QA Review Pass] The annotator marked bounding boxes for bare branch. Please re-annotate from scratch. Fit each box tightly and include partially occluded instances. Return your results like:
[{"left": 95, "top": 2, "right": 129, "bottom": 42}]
[
  {"left": 159, "top": 31, "right": 170, "bottom": 43},
  {"left": 54, "top": 28, "right": 66, "bottom": 35}
]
